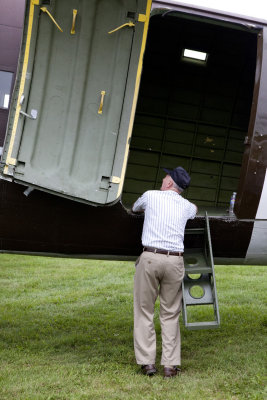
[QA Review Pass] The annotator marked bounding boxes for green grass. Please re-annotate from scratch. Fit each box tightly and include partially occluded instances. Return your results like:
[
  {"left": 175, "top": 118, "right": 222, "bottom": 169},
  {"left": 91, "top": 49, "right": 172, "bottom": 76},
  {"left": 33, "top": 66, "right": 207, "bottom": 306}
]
[{"left": 0, "top": 254, "right": 266, "bottom": 400}]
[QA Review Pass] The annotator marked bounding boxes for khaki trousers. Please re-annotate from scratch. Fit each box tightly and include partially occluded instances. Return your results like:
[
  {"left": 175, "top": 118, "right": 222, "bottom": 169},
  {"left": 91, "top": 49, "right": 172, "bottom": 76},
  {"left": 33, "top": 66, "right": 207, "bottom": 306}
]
[{"left": 134, "top": 251, "right": 184, "bottom": 366}]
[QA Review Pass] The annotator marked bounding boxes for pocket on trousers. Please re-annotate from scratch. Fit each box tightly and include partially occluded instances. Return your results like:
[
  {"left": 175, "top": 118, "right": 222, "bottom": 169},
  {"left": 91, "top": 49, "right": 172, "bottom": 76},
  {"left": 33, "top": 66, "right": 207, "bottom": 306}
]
[
  {"left": 135, "top": 256, "right": 141, "bottom": 268},
  {"left": 176, "top": 258, "right": 185, "bottom": 280}
]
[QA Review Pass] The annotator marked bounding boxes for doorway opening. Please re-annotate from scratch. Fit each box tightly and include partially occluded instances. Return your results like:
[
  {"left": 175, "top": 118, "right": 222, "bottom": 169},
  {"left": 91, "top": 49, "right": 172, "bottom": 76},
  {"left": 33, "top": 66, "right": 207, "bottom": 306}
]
[{"left": 122, "top": 11, "right": 258, "bottom": 216}]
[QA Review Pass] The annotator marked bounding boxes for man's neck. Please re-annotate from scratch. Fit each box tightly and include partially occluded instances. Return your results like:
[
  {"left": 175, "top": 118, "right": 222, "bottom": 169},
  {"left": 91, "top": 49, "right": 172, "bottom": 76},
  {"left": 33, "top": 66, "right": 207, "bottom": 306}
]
[{"left": 165, "top": 188, "right": 180, "bottom": 194}]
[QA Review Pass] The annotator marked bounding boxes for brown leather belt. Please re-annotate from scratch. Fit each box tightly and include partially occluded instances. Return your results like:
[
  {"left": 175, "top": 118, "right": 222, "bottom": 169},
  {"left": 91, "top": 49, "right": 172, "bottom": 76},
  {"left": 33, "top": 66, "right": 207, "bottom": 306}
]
[{"left": 143, "top": 247, "right": 184, "bottom": 256}]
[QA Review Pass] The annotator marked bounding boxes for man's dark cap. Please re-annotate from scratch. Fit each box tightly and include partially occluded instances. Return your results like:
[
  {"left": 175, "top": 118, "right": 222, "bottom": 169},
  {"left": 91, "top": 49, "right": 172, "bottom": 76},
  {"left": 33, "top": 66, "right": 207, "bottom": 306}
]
[{"left": 163, "top": 166, "right": 191, "bottom": 189}]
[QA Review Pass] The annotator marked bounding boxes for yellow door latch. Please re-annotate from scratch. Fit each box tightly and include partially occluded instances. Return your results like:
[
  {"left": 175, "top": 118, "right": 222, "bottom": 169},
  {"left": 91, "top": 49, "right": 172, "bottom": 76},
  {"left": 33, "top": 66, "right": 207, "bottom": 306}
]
[
  {"left": 108, "top": 21, "right": 135, "bottom": 34},
  {"left": 98, "top": 91, "right": 106, "bottom": 115},
  {"left": 40, "top": 7, "right": 63, "bottom": 32},
  {"left": 71, "top": 9, "right": 77, "bottom": 34}
]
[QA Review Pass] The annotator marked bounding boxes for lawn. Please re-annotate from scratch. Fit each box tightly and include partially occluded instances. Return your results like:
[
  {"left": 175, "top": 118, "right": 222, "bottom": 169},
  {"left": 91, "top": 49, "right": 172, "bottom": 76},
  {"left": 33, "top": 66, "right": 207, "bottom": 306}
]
[{"left": 0, "top": 254, "right": 266, "bottom": 399}]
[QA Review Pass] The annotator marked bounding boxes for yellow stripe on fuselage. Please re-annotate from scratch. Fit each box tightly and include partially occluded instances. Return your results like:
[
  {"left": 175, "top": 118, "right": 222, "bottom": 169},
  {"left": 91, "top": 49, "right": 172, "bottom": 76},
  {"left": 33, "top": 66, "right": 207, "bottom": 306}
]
[
  {"left": 4, "top": 0, "right": 40, "bottom": 173},
  {"left": 116, "top": 0, "right": 152, "bottom": 198}
]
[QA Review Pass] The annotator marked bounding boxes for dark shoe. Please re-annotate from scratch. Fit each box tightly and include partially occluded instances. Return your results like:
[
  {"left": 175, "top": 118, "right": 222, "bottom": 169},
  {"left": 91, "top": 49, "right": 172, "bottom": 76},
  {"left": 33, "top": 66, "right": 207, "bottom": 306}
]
[
  {"left": 141, "top": 364, "right": 157, "bottom": 376},
  {"left": 163, "top": 366, "right": 181, "bottom": 378}
]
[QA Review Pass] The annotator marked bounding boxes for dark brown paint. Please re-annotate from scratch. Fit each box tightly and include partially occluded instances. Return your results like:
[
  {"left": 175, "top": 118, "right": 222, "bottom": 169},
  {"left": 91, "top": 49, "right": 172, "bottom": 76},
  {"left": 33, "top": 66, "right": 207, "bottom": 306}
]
[
  {"left": 236, "top": 27, "right": 267, "bottom": 218},
  {"left": 235, "top": 30, "right": 267, "bottom": 219},
  {"left": 0, "top": 180, "right": 254, "bottom": 259}
]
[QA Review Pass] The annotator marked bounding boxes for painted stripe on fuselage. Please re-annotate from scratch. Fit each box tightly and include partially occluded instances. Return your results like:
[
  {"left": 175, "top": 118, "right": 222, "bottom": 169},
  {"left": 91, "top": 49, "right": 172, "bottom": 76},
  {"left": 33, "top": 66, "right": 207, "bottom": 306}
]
[
  {"left": 245, "top": 220, "right": 267, "bottom": 264},
  {"left": 4, "top": 0, "right": 40, "bottom": 172},
  {"left": 256, "top": 168, "right": 267, "bottom": 219},
  {"left": 246, "top": 167, "right": 267, "bottom": 264},
  {"left": 116, "top": 0, "right": 152, "bottom": 198}
]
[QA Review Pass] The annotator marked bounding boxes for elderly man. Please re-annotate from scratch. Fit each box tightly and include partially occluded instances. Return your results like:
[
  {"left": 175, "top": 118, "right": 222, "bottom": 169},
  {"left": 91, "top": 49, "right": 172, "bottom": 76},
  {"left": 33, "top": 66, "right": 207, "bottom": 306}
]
[{"left": 132, "top": 166, "right": 197, "bottom": 378}]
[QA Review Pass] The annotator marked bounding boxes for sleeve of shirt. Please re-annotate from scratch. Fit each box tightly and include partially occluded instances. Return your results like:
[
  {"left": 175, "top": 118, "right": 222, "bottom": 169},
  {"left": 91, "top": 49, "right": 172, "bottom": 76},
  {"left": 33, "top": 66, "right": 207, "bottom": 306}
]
[
  {"left": 132, "top": 192, "right": 148, "bottom": 212},
  {"left": 188, "top": 202, "right": 197, "bottom": 219}
]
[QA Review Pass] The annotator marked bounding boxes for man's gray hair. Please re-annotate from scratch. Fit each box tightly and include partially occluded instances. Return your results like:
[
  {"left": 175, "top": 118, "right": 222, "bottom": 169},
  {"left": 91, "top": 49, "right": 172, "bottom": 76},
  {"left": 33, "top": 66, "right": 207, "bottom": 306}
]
[{"left": 172, "top": 179, "right": 183, "bottom": 193}]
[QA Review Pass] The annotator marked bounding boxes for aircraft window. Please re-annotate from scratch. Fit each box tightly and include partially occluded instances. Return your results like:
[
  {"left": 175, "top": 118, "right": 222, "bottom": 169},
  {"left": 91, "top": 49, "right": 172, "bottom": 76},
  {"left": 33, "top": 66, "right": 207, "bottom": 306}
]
[
  {"left": 182, "top": 49, "right": 208, "bottom": 64},
  {"left": 0, "top": 71, "right": 13, "bottom": 109}
]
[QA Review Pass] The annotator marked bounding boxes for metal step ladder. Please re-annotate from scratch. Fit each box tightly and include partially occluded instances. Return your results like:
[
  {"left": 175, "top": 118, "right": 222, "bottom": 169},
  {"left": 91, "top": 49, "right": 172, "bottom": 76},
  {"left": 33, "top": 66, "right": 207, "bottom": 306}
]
[{"left": 182, "top": 212, "right": 220, "bottom": 330}]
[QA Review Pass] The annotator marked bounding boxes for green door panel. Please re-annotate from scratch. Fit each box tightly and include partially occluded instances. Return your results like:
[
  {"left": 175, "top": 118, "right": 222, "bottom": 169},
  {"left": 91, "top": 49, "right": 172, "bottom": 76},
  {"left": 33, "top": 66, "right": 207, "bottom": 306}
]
[{"left": 2, "top": 0, "right": 149, "bottom": 205}]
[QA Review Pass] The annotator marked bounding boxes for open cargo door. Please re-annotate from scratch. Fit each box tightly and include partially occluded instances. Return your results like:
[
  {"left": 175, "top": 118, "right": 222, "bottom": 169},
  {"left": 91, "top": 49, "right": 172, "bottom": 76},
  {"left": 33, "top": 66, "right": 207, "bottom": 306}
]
[
  {"left": 1, "top": 0, "right": 151, "bottom": 205},
  {"left": 121, "top": 8, "right": 260, "bottom": 217}
]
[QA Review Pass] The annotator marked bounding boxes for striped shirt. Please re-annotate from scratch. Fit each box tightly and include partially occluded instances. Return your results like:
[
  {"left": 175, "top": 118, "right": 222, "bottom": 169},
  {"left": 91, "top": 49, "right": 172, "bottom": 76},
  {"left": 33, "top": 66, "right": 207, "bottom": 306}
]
[{"left": 132, "top": 190, "right": 197, "bottom": 252}]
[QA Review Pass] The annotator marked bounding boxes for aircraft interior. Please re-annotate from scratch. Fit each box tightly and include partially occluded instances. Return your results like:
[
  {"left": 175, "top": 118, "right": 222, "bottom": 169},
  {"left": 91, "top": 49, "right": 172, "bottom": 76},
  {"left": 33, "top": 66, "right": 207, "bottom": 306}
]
[{"left": 122, "top": 10, "right": 259, "bottom": 216}]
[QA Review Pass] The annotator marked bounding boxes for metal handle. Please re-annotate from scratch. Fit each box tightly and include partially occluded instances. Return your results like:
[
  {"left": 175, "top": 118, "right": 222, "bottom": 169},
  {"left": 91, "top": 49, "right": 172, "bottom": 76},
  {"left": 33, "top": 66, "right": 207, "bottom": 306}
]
[
  {"left": 71, "top": 9, "right": 77, "bottom": 34},
  {"left": 108, "top": 21, "right": 135, "bottom": 34},
  {"left": 40, "top": 7, "right": 63, "bottom": 32},
  {"left": 98, "top": 91, "right": 106, "bottom": 115},
  {"left": 20, "top": 109, "right": 38, "bottom": 120}
]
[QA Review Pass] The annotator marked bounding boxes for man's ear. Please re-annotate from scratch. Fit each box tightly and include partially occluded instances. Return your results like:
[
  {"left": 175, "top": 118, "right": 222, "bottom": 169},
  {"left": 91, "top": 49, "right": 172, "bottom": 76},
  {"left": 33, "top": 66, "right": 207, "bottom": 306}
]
[{"left": 168, "top": 177, "right": 174, "bottom": 188}]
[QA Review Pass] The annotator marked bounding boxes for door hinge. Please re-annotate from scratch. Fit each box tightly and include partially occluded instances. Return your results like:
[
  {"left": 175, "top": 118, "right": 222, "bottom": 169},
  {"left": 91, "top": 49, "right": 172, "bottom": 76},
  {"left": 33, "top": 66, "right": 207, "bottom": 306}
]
[{"left": 138, "top": 14, "right": 146, "bottom": 22}]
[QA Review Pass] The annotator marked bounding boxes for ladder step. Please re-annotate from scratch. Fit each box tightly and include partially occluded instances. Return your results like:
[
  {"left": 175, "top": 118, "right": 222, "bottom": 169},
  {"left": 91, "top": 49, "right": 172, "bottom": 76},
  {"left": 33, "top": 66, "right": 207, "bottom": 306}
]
[
  {"left": 184, "top": 252, "right": 209, "bottom": 271},
  {"left": 185, "top": 321, "right": 220, "bottom": 330},
  {"left": 183, "top": 274, "right": 214, "bottom": 305},
  {"left": 185, "top": 266, "right": 212, "bottom": 273}
]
